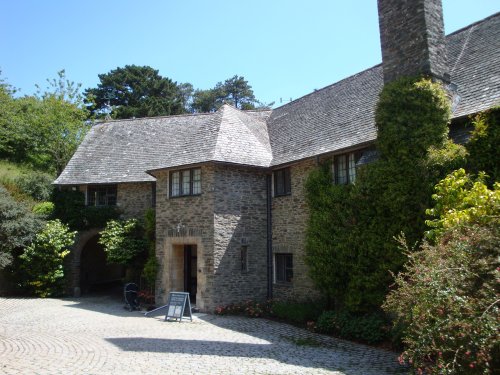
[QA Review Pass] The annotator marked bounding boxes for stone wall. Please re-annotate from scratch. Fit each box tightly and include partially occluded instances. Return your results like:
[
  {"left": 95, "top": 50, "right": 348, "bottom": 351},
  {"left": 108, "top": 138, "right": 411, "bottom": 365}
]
[
  {"left": 154, "top": 165, "right": 216, "bottom": 311},
  {"left": 212, "top": 165, "right": 268, "bottom": 307},
  {"left": 271, "top": 158, "right": 321, "bottom": 301},
  {"left": 154, "top": 163, "right": 269, "bottom": 312},
  {"left": 117, "top": 182, "right": 154, "bottom": 219}
]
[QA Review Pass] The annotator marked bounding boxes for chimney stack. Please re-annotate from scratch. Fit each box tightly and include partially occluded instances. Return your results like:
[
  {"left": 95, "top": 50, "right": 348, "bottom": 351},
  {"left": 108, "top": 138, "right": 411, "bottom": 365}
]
[{"left": 377, "top": 0, "right": 450, "bottom": 83}]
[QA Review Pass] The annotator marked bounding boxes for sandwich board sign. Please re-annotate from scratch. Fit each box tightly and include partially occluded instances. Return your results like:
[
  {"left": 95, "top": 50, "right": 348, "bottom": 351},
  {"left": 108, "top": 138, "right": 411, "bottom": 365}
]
[{"left": 164, "top": 292, "right": 192, "bottom": 322}]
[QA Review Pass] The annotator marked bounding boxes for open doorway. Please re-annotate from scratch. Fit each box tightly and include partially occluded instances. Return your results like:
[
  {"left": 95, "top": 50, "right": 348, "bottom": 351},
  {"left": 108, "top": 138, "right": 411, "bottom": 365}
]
[
  {"left": 172, "top": 244, "right": 198, "bottom": 304},
  {"left": 184, "top": 245, "right": 197, "bottom": 304},
  {"left": 80, "top": 235, "right": 124, "bottom": 295}
]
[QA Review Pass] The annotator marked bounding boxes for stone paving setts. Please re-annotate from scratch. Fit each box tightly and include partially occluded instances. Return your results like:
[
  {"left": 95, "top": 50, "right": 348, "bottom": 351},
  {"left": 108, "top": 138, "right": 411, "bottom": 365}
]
[{"left": 0, "top": 296, "right": 408, "bottom": 374}]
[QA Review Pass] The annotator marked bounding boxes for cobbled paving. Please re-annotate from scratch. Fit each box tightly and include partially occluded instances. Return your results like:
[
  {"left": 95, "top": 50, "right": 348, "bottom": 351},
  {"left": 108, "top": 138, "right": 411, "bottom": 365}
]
[{"left": 0, "top": 296, "right": 408, "bottom": 374}]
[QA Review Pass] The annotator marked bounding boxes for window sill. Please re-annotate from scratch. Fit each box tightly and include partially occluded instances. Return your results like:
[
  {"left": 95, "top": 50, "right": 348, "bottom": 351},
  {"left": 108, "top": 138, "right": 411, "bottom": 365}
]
[
  {"left": 169, "top": 193, "right": 202, "bottom": 199},
  {"left": 273, "top": 193, "right": 291, "bottom": 198},
  {"left": 273, "top": 281, "right": 293, "bottom": 287}
]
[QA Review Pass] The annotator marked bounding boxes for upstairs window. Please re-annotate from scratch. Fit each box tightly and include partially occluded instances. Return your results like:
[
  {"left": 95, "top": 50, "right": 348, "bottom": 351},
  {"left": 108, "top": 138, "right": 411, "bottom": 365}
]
[
  {"left": 87, "top": 185, "right": 117, "bottom": 206},
  {"left": 170, "top": 168, "right": 201, "bottom": 197},
  {"left": 333, "top": 152, "right": 360, "bottom": 185},
  {"left": 274, "top": 167, "right": 291, "bottom": 196}
]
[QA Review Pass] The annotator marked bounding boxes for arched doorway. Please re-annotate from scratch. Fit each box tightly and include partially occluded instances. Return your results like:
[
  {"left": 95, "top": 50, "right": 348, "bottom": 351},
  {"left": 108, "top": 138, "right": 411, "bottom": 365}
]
[{"left": 80, "top": 234, "right": 125, "bottom": 295}]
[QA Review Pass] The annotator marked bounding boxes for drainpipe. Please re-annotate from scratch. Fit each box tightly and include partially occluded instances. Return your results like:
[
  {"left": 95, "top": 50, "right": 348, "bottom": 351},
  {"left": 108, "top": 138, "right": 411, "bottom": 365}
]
[{"left": 266, "top": 174, "right": 273, "bottom": 300}]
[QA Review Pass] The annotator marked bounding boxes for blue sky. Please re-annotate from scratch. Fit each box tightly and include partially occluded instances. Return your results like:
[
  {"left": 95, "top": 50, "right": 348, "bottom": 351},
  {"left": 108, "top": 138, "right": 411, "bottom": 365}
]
[{"left": 1, "top": 1, "right": 498, "bottom": 107}]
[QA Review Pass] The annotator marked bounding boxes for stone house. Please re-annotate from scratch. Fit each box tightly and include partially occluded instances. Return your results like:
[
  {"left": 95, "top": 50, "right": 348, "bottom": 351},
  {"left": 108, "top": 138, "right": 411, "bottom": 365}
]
[{"left": 55, "top": 0, "right": 500, "bottom": 311}]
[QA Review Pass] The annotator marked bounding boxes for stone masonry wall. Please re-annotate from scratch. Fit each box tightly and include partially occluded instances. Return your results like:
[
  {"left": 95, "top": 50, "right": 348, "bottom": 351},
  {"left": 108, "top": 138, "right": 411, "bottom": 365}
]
[
  {"left": 378, "top": 0, "right": 449, "bottom": 83},
  {"left": 154, "top": 165, "right": 215, "bottom": 312},
  {"left": 212, "top": 165, "right": 268, "bottom": 307},
  {"left": 272, "top": 158, "right": 321, "bottom": 302},
  {"left": 117, "top": 182, "right": 154, "bottom": 219}
]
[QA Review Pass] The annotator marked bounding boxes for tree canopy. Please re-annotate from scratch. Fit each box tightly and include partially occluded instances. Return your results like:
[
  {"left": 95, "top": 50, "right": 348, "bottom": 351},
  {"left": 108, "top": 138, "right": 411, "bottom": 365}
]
[
  {"left": 0, "top": 70, "right": 89, "bottom": 174},
  {"left": 84, "top": 65, "right": 185, "bottom": 119},
  {"left": 191, "top": 75, "right": 265, "bottom": 113}
]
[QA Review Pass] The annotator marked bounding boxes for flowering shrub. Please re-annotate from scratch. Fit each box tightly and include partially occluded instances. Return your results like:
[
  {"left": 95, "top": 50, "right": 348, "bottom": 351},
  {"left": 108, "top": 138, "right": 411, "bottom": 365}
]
[
  {"left": 137, "top": 290, "right": 155, "bottom": 306},
  {"left": 214, "top": 300, "right": 272, "bottom": 318},
  {"left": 385, "top": 172, "right": 499, "bottom": 374}
]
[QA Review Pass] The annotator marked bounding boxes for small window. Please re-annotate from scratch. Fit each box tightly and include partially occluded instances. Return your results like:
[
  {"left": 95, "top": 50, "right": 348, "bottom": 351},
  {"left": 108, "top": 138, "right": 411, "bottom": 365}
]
[
  {"left": 87, "top": 185, "right": 117, "bottom": 206},
  {"left": 333, "top": 152, "right": 360, "bottom": 185},
  {"left": 170, "top": 168, "right": 201, "bottom": 197},
  {"left": 241, "top": 246, "right": 248, "bottom": 272},
  {"left": 275, "top": 253, "right": 293, "bottom": 283},
  {"left": 274, "top": 167, "right": 291, "bottom": 196}
]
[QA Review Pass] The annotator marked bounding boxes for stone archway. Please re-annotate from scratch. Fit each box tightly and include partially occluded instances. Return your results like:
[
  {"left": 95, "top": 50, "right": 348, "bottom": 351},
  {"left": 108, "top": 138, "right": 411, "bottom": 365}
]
[{"left": 66, "top": 229, "right": 124, "bottom": 297}]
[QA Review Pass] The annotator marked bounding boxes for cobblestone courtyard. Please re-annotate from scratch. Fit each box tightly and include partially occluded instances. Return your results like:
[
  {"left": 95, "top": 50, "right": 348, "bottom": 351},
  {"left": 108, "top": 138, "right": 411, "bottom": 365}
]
[{"left": 0, "top": 296, "right": 407, "bottom": 374}]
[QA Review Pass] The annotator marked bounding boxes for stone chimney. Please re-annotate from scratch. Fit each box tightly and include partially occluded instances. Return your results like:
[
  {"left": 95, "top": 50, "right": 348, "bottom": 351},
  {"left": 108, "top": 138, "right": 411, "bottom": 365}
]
[{"left": 377, "top": 0, "right": 450, "bottom": 83}]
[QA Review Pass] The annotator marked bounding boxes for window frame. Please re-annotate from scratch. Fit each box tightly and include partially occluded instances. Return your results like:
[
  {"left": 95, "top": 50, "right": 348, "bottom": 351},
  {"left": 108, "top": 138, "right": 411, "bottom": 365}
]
[
  {"left": 169, "top": 167, "right": 202, "bottom": 198},
  {"left": 273, "top": 167, "right": 291, "bottom": 197},
  {"left": 274, "top": 253, "right": 293, "bottom": 283},
  {"left": 240, "top": 245, "right": 248, "bottom": 273},
  {"left": 333, "top": 151, "right": 361, "bottom": 185},
  {"left": 87, "top": 184, "right": 117, "bottom": 207}
]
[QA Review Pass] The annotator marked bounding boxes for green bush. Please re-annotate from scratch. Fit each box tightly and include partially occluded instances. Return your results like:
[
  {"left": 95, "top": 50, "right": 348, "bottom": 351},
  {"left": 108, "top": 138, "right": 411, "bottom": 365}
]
[
  {"left": 51, "top": 189, "right": 119, "bottom": 230},
  {"left": 316, "top": 310, "right": 388, "bottom": 344},
  {"left": 19, "top": 220, "right": 76, "bottom": 297},
  {"left": 384, "top": 171, "right": 500, "bottom": 374},
  {"left": 0, "top": 185, "right": 43, "bottom": 269},
  {"left": 425, "top": 169, "right": 499, "bottom": 240},
  {"left": 15, "top": 172, "right": 54, "bottom": 201},
  {"left": 99, "top": 219, "right": 147, "bottom": 266},
  {"left": 271, "top": 300, "right": 324, "bottom": 324},
  {"left": 305, "top": 77, "right": 456, "bottom": 313},
  {"left": 466, "top": 107, "right": 500, "bottom": 185},
  {"left": 384, "top": 224, "right": 499, "bottom": 374},
  {"left": 32, "top": 201, "right": 55, "bottom": 217}
]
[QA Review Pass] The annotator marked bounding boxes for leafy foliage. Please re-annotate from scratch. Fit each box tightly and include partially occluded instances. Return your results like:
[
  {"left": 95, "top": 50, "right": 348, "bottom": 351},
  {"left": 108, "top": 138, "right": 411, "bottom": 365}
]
[
  {"left": 99, "top": 219, "right": 147, "bottom": 266},
  {"left": 84, "top": 65, "right": 185, "bottom": 119},
  {"left": 425, "top": 169, "right": 499, "bottom": 240},
  {"left": 141, "top": 209, "right": 158, "bottom": 289},
  {"left": 316, "top": 310, "right": 388, "bottom": 344},
  {"left": 384, "top": 224, "right": 499, "bottom": 374},
  {"left": 0, "top": 71, "right": 89, "bottom": 173},
  {"left": 270, "top": 300, "right": 324, "bottom": 324},
  {"left": 385, "top": 171, "right": 499, "bottom": 374},
  {"left": 305, "top": 78, "right": 455, "bottom": 313},
  {"left": 0, "top": 185, "right": 43, "bottom": 269},
  {"left": 19, "top": 220, "right": 76, "bottom": 297},
  {"left": 51, "top": 189, "right": 120, "bottom": 230},
  {"left": 15, "top": 172, "right": 54, "bottom": 201},
  {"left": 466, "top": 107, "right": 500, "bottom": 185},
  {"left": 191, "top": 75, "right": 263, "bottom": 112},
  {"left": 32, "top": 201, "right": 55, "bottom": 218}
]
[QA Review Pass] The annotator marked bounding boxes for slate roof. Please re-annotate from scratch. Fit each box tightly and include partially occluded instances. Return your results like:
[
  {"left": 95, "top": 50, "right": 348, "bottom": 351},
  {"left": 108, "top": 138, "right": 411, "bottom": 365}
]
[
  {"left": 55, "top": 12, "right": 500, "bottom": 184},
  {"left": 268, "top": 12, "right": 500, "bottom": 166},
  {"left": 55, "top": 106, "right": 272, "bottom": 184}
]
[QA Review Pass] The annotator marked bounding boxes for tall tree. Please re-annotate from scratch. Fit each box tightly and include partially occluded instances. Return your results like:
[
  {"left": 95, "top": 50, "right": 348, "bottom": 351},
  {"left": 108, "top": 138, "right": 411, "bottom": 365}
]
[
  {"left": 191, "top": 75, "right": 265, "bottom": 113},
  {"left": 0, "top": 71, "right": 89, "bottom": 174},
  {"left": 84, "top": 65, "right": 185, "bottom": 119}
]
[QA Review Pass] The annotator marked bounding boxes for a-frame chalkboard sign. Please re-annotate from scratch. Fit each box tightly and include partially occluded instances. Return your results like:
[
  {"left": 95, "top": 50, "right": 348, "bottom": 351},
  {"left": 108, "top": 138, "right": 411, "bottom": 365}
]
[
  {"left": 143, "top": 292, "right": 192, "bottom": 322},
  {"left": 164, "top": 292, "right": 192, "bottom": 322}
]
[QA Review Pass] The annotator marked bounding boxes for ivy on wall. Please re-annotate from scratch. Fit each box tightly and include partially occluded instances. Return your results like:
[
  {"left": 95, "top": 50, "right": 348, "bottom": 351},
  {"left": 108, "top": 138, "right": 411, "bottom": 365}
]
[{"left": 305, "top": 77, "right": 458, "bottom": 313}]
